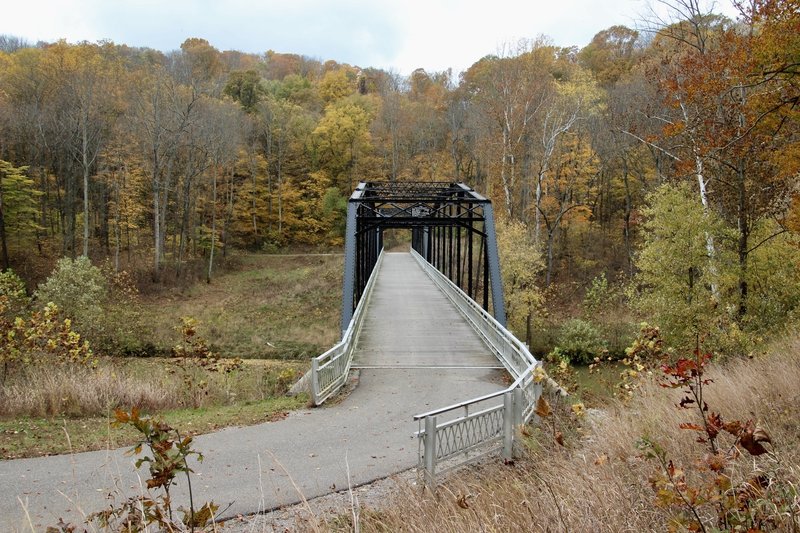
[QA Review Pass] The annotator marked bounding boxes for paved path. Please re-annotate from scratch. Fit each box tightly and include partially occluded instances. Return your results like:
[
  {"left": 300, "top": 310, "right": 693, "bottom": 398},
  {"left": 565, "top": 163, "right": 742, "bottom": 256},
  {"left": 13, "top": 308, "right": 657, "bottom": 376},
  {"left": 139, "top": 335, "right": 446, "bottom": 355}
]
[{"left": 0, "top": 253, "right": 505, "bottom": 531}]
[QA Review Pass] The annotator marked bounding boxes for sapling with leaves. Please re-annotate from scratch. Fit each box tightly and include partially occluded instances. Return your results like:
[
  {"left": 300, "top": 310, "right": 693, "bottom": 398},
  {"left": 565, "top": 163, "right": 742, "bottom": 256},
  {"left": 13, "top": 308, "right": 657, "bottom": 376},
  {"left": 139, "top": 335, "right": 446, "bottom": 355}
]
[
  {"left": 638, "top": 345, "right": 797, "bottom": 531},
  {"left": 170, "top": 316, "right": 243, "bottom": 407},
  {"left": 0, "top": 298, "right": 94, "bottom": 385},
  {"left": 83, "top": 408, "right": 220, "bottom": 531}
]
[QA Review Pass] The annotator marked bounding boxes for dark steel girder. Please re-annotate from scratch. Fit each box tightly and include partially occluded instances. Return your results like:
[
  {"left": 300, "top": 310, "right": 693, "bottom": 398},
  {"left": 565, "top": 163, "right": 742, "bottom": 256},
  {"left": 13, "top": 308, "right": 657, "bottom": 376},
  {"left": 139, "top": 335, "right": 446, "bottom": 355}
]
[{"left": 340, "top": 181, "right": 506, "bottom": 335}]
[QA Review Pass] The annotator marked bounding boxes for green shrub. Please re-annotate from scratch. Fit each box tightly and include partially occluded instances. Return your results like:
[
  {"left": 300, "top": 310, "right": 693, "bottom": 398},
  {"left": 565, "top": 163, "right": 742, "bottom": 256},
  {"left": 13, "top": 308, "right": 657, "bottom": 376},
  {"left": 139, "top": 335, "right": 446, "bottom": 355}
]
[
  {"left": 36, "top": 257, "right": 106, "bottom": 318},
  {"left": 35, "top": 256, "right": 108, "bottom": 341},
  {"left": 0, "top": 269, "right": 29, "bottom": 317},
  {"left": 552, "top": 318, "right": 607, "bottom": 365},
  {"left": 583, "top": 273, "right": 612, "bottom": 315}
]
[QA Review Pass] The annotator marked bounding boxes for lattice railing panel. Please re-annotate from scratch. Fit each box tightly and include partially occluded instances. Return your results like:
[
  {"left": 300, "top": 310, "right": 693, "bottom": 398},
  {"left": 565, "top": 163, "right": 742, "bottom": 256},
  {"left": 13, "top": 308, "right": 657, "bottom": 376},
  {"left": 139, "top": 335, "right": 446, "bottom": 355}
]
[{"left": 434, "top": 407, "right": 504, "bottom": 461}]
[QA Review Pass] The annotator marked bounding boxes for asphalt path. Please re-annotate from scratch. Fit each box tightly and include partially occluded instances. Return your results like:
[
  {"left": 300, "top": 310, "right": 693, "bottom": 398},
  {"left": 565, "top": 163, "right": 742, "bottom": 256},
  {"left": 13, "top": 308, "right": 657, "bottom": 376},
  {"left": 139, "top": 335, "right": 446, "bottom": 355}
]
[{"left": 0, "top": 253, "right": 505, "bottom": 530}]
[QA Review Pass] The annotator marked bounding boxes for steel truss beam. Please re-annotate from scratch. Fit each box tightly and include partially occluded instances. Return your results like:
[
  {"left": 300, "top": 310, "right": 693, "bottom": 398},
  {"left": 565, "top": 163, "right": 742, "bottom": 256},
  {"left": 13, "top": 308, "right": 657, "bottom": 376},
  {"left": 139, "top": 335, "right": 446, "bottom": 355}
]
[{"left": 341, "top": 181, "right": 506, "bottom": 334}]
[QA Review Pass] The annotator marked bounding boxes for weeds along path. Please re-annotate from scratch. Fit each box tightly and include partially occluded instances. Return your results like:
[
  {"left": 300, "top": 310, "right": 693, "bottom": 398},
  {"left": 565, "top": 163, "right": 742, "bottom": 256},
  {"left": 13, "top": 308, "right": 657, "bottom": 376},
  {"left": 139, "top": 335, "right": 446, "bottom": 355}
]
[{"left": 0, "top": 253, "right": 507, "bottom": 529}]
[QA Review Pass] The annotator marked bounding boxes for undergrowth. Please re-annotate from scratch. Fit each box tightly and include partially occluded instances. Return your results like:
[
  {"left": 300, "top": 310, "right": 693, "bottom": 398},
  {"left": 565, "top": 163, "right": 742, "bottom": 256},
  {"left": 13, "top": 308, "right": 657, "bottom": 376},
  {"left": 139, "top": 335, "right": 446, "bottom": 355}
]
[{"left": 323, "top": 337, "right": 800, "bottom": 532}]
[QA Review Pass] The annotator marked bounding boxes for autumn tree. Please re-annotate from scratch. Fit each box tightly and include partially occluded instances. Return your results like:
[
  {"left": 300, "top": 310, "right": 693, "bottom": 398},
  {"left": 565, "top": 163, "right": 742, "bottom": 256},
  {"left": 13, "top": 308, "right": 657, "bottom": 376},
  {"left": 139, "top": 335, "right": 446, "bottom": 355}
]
[
  {"left": 496, "top": 219, "right": 545, "bottom": 346},
  {"left": 132, "top": 65, "right": 200, "bottom": 277},
  {"left": 643, "top": 0, "right": 800, "bottom": 323},
  {"left": 312, "top": 95, "right": 375, "bottom": 193},
  {"left": 462, "top": 41, "right": 556, "bottom": 219},
  {"left": 223, "top": 69, "right": 265, "bottom": 113},
  {"left": 0, "top": 160, "right": 40, "bottom": 270},
  {"left": 578, "top": 25, "right": 641, "bottom": 87},
  {"left": 60, "top": 42, "right": 123, "bottom": 256},
  {"left": 633, "top": 183, "right": 738, "bottom": 351}
]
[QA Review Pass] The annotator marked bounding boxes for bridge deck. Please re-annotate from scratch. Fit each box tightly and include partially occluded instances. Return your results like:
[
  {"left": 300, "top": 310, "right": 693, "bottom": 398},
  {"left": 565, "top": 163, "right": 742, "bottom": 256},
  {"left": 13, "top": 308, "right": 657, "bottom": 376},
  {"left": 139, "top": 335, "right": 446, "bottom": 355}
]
[
  {"left": 1, "top": 252, "right": 506, "bottom": 529},
  {"left": 355, "top": 252, "right": 501, "bottom": 368}
]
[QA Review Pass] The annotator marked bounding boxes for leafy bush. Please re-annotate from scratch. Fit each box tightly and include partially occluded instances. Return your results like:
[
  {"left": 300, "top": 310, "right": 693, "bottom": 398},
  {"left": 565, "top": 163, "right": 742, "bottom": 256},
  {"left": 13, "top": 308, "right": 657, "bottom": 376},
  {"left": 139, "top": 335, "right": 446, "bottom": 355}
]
[
  {"left": 0, "top": 300, "right": 94, "bottom": 384},
  {"left": 0, "top": 269, "right": 29, "bottom": 316},
  {"left": 583, "top": 272, "right": 613, "bottom": 315},
  {"left": 552, "top": 318, "right": 607, "bottom": 365},
  {"left": 35, "top": 256, "right": 107, "bottom": 331},
  {"left": 34, "top": 257, "right": 150, "bottom": 355}
]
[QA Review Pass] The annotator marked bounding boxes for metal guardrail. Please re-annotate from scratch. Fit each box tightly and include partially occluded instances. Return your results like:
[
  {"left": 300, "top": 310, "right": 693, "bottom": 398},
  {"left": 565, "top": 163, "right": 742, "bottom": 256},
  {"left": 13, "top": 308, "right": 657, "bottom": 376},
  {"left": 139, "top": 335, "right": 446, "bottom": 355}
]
[
  {"left": 410, "top": 249, "right": 543, "bottom": 487},
  {"left": 311, "top": 250, "right": 385, "bottom": 405}
]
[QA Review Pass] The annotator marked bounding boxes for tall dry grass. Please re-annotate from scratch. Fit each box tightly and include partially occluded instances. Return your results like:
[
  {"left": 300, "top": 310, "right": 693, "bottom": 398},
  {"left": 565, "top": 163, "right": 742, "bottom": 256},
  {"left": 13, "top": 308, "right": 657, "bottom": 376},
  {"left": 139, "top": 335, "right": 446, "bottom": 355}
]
[
  {"left": 333, "top": 343, "right": 800, "bottom": 532},
  {"left": 0, "top": 358, "right": 304, "bottom": 417}
]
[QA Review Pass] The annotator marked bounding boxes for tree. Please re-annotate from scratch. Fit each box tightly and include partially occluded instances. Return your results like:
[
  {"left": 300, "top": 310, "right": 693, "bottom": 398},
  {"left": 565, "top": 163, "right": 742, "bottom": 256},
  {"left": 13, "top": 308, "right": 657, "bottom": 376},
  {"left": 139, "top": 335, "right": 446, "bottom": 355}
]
[
  {"left": 496, "top": 219, "right": 545, "bottom": 346},
  {"left": 461, "top": 41, "right": 556, "bottom": 219},
  {"left": 318, "top": 68, "right": 355, "bottom": 103},
  {"left": 643, "top": 0, "right": 800, "bottom": 321},
  {"left": 312, "top": 96, "right": 375, "bottom": 193},
  {"left": 201, "top": 98, "right": 243, "bottom": 282},
  {"left": 132, "top": 66, "right": 199, "bottom": 278},
  {"left": 0, "top": 160, "right": 40, "bottom": 270},
  {"left": 60, "top": 42, "right": 122, "bottom": 256},
  {"left": 257, "top": 93, "right": 315, "bottom": 238},
  {"left": 538, "top": 132, "right": 599, "bottom": 287},
  {"left": 223, "top": 69, "right": 264, "bottom": 113},
  {"left": 579, "top": 25, "right": 641, "bottom": 87},
  {"left": 633, "top": 183, "right": 737, "bottom": 351}
]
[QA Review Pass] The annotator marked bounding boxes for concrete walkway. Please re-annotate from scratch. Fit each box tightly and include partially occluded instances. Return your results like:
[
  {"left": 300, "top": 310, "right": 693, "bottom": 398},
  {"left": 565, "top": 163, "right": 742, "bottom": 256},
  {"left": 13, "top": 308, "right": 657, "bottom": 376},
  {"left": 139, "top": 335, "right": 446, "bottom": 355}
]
[{"left": 0, "top": 253, "right": 505, "bottom": 530}]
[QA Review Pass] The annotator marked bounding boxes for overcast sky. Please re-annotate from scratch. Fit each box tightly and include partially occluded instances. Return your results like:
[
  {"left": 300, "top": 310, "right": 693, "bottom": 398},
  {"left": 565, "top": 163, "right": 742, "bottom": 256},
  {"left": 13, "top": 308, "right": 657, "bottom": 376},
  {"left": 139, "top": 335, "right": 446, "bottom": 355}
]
[{"left": 0, "top": 0, "right": 740, "bottom": 76}]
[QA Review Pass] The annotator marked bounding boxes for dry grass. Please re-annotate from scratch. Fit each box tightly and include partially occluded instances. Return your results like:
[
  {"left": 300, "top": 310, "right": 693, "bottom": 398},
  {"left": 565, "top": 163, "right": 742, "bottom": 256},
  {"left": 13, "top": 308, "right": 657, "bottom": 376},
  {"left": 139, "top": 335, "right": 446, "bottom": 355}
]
[
  {"left": 137, "top": 253, "right": 343, "bottom": 360},
  {"left": 0, "top": 357, "right": 306, "bottom": 418},
  {"left": 1, "top": 365, "right": 172, "bottom": 416},
  {"left": 327, "top": 341, "right": 800, "bottom": 532}
]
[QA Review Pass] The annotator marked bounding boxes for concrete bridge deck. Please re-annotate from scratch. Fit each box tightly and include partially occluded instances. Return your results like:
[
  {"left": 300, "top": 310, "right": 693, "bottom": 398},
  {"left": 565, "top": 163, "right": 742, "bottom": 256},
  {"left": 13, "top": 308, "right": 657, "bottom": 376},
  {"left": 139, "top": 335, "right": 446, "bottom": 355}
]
[{"left": 0, "top": 252, "right": 505, "bottom": 530}]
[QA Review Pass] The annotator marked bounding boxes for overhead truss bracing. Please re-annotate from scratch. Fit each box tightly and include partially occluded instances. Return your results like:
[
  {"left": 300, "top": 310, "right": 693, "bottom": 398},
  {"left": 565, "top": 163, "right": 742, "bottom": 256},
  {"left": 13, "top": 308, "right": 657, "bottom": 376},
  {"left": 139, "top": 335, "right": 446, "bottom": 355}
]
[{"left": 340, "top": 181, "right": 506, "bottom": 333}]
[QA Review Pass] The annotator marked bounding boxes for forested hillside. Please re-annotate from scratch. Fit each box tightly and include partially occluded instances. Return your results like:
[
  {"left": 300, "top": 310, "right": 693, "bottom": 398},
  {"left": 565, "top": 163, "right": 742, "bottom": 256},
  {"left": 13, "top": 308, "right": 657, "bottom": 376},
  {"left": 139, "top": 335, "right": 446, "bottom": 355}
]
[{"left": 0, "top": 0, "right": 798, "bottom": 357}]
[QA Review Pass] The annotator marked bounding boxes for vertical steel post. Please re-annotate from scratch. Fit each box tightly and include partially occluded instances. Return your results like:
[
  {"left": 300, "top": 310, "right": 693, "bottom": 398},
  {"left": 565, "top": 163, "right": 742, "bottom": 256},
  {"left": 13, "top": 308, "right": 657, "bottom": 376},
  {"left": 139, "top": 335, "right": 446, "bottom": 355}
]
[
  {"left": 513, "top": 388, "right": 524, "bottom": 459},
  {"left": 502, "top": 391, "right": 513, "bottom": 461},
  {"left": 447, "top": 218, "right": 453, "bottom": 280},
  {"left": 456, "top": 204, "right": 462, "bottom": 289},
  {"left": 424, "top": 416, "right": 437, "bottom": 489},
  {"left": 483, "top": 204, "right": 507, "bottom": 326},
  {"left": 468, "top": 218, "right": 473, "bottom": 298},
  {"left": 340, "top": 200, "right": 359, "bottom": 335},
  {"left": 483, "top": 236, "right": 489, "bottom": 312},
  {"left": 311, "top": 358, "right": 320, "bottom": 405}
]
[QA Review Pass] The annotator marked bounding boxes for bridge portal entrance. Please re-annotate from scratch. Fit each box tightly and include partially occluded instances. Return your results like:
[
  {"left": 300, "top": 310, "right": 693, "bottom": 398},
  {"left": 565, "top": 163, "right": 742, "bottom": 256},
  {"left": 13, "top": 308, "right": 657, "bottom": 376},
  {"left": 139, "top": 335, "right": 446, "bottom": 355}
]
[{"left": 341, "top": 181, "right": 505, "bottom": 333}]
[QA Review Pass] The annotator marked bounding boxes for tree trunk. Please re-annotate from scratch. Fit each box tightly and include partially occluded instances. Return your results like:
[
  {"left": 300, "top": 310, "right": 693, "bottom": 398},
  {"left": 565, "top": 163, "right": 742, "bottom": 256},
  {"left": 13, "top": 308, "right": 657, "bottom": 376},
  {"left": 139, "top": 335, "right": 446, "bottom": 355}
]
[
  {"left": 82, "top": 118, "right": 90, "bottom": 257},
  {"left": 500, "top": 128, "right": 514, "bottom": 218},
  {"left": 736, "top": 159, "right": 749, "bottom": 319},
  {"left": 114, "top": 180, "right": 120, "bottom": 272},
  {"left": 207, "top": 166, "right": 217, "bottom": 284},
  {"left": 534, "top": 171, "right": 544, "bottom": 245},
  {"left": 545, "top": 228, "right": 555, "bottom": 288},
  {"left": 0, "top": 172, "right": 8, "bottom": 271},
  {"left": 622, "top": 156, "right": 633, "bottom": 277},
  {"left": 152, "top": 176, "right": 161, "bottom": 279},
  {"left": 681, "top": 102, "right": 719, "bottom": 300}
]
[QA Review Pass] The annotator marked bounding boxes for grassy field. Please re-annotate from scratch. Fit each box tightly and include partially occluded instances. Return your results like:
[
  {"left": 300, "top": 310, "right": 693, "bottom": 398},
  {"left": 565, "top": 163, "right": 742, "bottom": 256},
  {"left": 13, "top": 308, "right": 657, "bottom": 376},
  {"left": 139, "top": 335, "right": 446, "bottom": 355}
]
[
  {"left": 0, "top": 395, "right": 306, "bottom": 459},
  {"left": 1, "top": 252, "right": 343, "bottom": 458},
  {"left": 139, "top": 253, "right": 343, "bottom": 359}
]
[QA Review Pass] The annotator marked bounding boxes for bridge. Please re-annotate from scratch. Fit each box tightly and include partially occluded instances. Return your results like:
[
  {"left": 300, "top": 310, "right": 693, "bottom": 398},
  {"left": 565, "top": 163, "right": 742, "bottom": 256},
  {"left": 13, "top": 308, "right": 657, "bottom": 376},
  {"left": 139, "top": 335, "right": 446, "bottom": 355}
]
[{"left": 0, "top": 182, "right": 543, "bottom": 529}]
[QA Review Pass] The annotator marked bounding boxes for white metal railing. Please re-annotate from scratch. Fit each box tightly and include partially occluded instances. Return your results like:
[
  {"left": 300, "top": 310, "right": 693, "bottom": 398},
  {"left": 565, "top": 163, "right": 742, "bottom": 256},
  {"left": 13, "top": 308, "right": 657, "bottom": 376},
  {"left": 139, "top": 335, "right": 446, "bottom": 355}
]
[
  {"left": 311, "top": 250, "right": 384, "bottom": 405},
  {"left": 410, "top": 249, "right": 543, "bottom": 487}
]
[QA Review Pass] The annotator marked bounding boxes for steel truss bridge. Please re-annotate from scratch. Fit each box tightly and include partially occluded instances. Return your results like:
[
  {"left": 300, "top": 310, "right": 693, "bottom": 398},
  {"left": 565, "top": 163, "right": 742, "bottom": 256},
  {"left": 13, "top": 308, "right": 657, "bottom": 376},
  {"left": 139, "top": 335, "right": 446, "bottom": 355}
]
[
  {"left": 312, "top": 181, "right": 544, "bottom": 486},
  {"left": 340, "top": 181, "right": 506, "bottom": 331}
]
